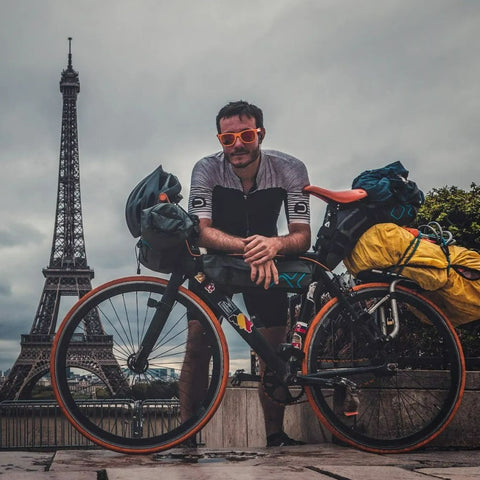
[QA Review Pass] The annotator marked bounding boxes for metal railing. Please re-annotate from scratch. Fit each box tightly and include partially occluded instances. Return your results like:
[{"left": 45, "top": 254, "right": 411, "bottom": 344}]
[
  {"left": 0, "top": 399, "right": 183, "bottom": 450},
  {"left": 0, "top": 400, "right": 95, "bottom": 449}
]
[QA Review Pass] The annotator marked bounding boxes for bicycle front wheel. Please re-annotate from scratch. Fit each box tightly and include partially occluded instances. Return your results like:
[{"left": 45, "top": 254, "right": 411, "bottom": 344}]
[
  {"left": 51, "top": 276, "right": 229, "bottom": 454},
  {"left": 303, "top": 283, "right": 465, "bottom": 453}
]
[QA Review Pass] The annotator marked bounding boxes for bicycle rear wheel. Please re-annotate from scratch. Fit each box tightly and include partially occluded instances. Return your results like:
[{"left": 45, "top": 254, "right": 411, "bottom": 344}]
[
  {"left": 303, "top": 283, "right": 465, "bottom": 453},
  {"left": 51, "top": 276, "right": 228, "bottom": 454}
]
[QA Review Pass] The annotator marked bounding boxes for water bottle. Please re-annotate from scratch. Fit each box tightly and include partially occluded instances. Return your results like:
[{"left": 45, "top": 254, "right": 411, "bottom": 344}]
[{"left": 291, "top": 321, "right": 308, "bottom": 350}]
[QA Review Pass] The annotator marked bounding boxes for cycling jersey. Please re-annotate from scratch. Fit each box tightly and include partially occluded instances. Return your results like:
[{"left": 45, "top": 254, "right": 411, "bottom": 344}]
[
  {"left": 188, "top": 149, "right": 310, "bottom": 328},
  {"left": 188, "top": 149, "right": 310, "bottom": 238}
]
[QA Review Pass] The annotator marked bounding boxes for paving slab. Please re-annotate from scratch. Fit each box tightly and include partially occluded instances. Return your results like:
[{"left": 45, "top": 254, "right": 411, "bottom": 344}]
[
  {"left": 0, "top": 472, "right": 96, "bottom": 479},
  {"left": 49, "top": 449, "right": 155, "bottom": 472},
  {"left": 0, "top": 450, "right": 54, "bottom": 475},
  {"left": 310, "top": 465, "right": 433, "bottom": 480},
  {"left": 416, "top": 466, "right": 480, "bottom": 480},
  {"left": 49, "top": 444, "right": 408, "bottom": 471},
  {"left": 2, "top": 445, "right": 479, "bottom": 479},
  {"left": 106, "top": 464, "right": 332, "bottom": 480},
  {"left": 257, "top": 444, "right": 413, "bottom": 466},
  {"left": 384, "top": 449, "right": 480, "bottom": 467}
]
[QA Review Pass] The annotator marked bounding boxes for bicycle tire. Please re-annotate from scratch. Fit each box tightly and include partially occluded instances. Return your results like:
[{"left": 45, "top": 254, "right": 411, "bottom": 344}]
[
  {"left": 303, "top": 283, "right": 465, "bottom": 453},
  {"left": 51, "top": 276, "right": 229, "bottom": 454}
]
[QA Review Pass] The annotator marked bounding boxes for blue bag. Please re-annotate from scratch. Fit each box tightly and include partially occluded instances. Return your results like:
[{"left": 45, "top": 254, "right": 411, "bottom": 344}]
[{"left": 314, "top": 161, "right": 425, "bottom": 270}]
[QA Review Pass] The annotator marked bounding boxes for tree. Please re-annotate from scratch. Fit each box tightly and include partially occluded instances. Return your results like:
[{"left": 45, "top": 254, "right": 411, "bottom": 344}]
[
  {"left": 416, "top": 183, "right": 480, "bottom": 251},
  {"left": 417, "top": 183, "right": 480, "bottom": 367}
]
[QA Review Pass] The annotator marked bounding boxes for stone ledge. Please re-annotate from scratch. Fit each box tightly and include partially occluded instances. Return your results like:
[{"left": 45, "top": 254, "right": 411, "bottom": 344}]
[{"left": 201, "top": 372, "right": 480, "bottom": 448}]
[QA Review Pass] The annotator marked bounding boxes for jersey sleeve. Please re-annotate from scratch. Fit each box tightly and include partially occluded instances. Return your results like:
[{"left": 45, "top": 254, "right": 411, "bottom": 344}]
[
  {"left": 188, "top": 159, "right": 213, "bottom": 220},
  {"left": 285, "top": 160, "right": 310, "bottom": 225}
]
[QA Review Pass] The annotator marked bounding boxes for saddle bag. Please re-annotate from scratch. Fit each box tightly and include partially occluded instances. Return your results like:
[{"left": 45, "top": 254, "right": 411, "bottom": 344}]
[
  {"left": 314, "top": 161, "right": 424, "bottom": 270},
  {"left": 425, "top": 246, "right": 480, "bottom": 327},
  {"left": 344, "top": 223, "right": 480, "bottom": 326}
]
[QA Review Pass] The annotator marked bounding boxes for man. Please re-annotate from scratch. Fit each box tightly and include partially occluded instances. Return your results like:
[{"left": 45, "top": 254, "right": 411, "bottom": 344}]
[{"left": 182, "top": 100, "right": 311, "bottom": 447}]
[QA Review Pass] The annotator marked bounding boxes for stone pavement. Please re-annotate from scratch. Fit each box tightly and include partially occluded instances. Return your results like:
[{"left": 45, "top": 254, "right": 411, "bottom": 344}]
[{"left": 0, "top": 445, "right": 479, "bottom": 480}]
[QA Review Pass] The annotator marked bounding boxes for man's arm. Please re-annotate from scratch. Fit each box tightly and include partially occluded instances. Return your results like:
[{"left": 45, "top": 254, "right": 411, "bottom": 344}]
[
  {"left": 243, "top": 223, "right": 311, "bottom": 289},
  {"left": 197, "top": 220, "right": 311, "bottom": 289},
  {"left": 243, "top": 223, "right": 311, "bottom": 265},
  {"left": 196, "top": 218, "right": 245, "bottom": 253}
]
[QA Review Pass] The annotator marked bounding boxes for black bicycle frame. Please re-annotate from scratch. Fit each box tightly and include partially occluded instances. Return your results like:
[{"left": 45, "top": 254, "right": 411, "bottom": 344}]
[
  {"left": 131, "top": 259, "right": 389, "bottom": 388},
  {"left": 129, "top": 268, "right": 286, "bottom": 379},
  {"left": 190, "top": 273, "right": 289, "bottom": 377}
]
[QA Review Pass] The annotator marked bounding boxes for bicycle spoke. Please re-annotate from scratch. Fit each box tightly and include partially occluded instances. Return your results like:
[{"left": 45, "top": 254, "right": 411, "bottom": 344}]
[
  {"left": 52, "top": 278, "right": 227, "bottom": 453},
  {"left": 305, "top": 284, "right": 464, "bottom": 453}
]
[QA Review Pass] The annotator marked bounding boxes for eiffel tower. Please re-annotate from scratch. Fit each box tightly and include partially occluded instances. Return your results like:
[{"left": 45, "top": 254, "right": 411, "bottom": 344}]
[{"left": 0, "top": 39, "right": 125, "bottom": 400}]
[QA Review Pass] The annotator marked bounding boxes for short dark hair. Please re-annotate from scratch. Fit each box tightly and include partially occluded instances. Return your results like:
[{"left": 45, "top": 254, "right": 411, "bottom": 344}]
[{"left": 216, "top": 101, "right": 264, "bottom": 133}]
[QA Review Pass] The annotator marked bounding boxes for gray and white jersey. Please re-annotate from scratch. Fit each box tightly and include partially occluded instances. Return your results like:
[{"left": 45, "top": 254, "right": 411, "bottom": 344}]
[{"left": 188, "top": 150, "right": 310, "bottom": 238}]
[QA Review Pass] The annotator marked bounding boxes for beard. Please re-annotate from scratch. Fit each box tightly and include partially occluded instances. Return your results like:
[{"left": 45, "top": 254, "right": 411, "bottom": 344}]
[{"left": 225, "top": 145, "right": 261, "bottom": 169}]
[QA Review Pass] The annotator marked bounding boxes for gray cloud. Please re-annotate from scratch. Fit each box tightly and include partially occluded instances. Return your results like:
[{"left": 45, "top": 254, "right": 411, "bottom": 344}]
[
  {"left": 0, "top": 281, "right": 11, "bottom": 297},
  {"left": 0, "top": 222, "right": 45, "bottom": 248},
  {"left": 1, "top": 0, "right": 479, "bottom": 371}
]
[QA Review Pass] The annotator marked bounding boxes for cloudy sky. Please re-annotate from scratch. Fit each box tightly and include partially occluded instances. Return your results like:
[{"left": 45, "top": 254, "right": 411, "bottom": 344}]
[{"left": 1, "top": 0, "right": 479, "bottom": 373}]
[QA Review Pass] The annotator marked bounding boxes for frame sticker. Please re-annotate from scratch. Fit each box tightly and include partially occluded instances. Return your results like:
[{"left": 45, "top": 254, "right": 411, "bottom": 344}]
[{"left": 229, "top": 313, "right": 253, "bottom": 333}]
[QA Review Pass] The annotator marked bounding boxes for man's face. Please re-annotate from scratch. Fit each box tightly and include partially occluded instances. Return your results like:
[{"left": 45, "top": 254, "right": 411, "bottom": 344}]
[{"left": 218, "top": 115, "right": 264, "bottom": 169}]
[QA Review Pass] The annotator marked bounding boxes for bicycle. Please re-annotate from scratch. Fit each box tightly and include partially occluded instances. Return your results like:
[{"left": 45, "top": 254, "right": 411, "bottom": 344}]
[{"left": 50, "top": 185, "right": 466, "bottom": 454}]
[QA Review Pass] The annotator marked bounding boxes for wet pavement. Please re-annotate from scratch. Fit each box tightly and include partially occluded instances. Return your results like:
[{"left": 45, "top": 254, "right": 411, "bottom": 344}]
[{"left": 0, "top": 444, "right": 479, "bottom": 479}]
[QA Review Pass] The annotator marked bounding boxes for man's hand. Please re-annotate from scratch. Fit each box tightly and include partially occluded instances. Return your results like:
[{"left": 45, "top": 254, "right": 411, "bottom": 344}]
[
  {"left": 243, "top": 235, "right": 281, "bottom": 289},
  {"left": 242, "top": 225, "right": 311, "bottom": 289},
  {"left": 243, "top": 235, "right": 281, "bottom": 264},
  {"left": 249, "top": 259, "right": 279, "bottom": 289}
]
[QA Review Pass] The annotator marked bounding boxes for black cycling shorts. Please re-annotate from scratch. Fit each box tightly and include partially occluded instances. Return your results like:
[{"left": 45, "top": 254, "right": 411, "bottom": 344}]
[
  {"left": 242, "top": 289, "right": 288, "bottom": 328},
  {"left": 187, "top": 280, "right": 288, "bottom": 328}
]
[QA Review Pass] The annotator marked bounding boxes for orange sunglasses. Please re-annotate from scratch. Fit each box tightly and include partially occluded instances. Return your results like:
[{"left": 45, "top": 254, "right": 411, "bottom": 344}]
[{"left": 217, "top": 128, "right": 262, "bottom": 147}]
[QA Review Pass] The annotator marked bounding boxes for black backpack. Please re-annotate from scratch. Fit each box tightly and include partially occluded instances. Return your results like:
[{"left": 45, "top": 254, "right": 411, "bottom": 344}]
[{"left": 314, "top": 161, "right": 424, "bottom": 270}]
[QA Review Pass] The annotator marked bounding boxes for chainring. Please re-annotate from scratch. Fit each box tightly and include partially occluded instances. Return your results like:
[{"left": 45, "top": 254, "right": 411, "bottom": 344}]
[{"left": 261, "top": 368, "right": 305, "bottom": 405}]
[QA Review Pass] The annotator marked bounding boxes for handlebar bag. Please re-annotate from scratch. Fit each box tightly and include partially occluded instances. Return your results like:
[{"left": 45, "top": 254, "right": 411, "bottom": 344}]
[{"left": 137, "top": 202, "right": 198, "bottom": 273}]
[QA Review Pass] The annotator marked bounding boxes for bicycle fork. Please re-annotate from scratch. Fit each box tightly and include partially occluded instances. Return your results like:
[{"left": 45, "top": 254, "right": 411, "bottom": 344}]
[{"left": 127, "top": 272, "right": 185, "bottom": 374}]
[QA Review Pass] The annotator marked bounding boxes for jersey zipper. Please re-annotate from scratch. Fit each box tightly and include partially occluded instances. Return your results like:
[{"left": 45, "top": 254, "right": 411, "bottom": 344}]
[{"left": 244, "top": 193, "right": 250, "bottom": 236}]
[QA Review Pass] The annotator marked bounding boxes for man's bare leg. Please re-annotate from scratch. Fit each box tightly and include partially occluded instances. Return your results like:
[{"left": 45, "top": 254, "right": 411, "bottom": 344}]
[
  {"left": 257, "top": 325, "right": 287, "bottom": 437},
  {"left": 179, "top": 320, "right": 211, "bottom": 423}
]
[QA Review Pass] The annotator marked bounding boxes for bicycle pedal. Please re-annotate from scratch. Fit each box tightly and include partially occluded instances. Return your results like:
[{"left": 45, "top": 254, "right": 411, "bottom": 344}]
[
  {"left": 343, "top": 391, "right": 360, "bottom": 417},
  {"left": 231, "top": 369, "right": 260, "bottom": 386}
]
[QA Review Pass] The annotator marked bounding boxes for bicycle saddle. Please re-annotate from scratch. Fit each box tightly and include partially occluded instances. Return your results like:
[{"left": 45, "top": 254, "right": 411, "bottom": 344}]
[{"left": 303, "top": 185, "right": 367, "bottom": 204}]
